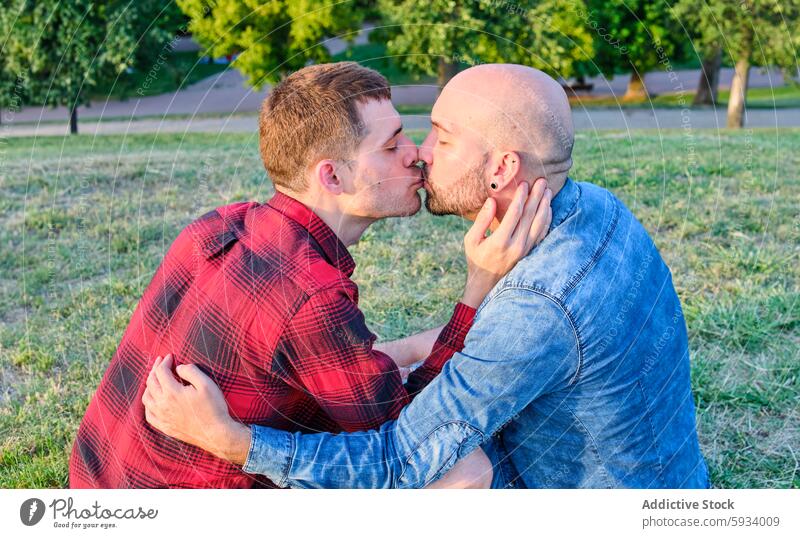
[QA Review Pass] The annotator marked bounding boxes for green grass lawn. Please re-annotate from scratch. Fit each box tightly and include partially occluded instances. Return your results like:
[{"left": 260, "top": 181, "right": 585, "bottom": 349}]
[{"left": 1, "top": 129, "right": 798, "bottom": 488}]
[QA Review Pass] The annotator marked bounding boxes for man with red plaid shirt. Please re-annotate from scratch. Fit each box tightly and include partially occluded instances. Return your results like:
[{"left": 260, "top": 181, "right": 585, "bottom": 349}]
[{"left": 70, "top": 62, "right": 550, "bottom": 489}]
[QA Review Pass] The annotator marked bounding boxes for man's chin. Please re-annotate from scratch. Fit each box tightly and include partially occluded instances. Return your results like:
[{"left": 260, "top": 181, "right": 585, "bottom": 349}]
[
  {"left": 423, "top": 197, "right": 450, "bottom": 216},
  {"left": 388, "top": 192, "right": 423, "bottom": 218},
  {"left": 423, "top": 191, "right": 461, "bottom": 217}
]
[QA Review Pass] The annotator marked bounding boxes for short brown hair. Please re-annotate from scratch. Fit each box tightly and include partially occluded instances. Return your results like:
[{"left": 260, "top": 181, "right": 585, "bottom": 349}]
[{"left": 259, "top": 62, "right": 391, "bottom": 191}]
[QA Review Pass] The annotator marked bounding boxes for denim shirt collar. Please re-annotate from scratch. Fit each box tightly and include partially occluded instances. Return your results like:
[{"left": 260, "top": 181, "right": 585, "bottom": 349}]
[{"left": 550, "top": 177, "right": 581, "bottom": 230}]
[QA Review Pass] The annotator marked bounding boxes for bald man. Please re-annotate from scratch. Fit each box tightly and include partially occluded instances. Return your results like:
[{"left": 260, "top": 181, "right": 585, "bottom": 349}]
[{"left": 143, "top": 64, "right": 709, "bottom": 488}]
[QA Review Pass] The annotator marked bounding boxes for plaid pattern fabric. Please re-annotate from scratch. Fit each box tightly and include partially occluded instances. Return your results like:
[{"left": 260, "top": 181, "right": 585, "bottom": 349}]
[{"left": 69, "top": 192, "right": 475, "bottom": 489}]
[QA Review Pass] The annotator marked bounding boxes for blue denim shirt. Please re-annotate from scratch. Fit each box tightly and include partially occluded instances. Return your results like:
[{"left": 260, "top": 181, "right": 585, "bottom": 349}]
[{"left": 242, "top": 178, "right": 710, "bottom": 489}]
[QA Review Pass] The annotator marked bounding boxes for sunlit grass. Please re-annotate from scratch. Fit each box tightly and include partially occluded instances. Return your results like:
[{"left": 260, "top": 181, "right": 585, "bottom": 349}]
[{"left": 1, "top": 129, "right": 798, "bottom": 488}]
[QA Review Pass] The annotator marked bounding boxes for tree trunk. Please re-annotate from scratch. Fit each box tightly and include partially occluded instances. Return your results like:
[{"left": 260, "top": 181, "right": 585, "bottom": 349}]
[
  {"left": 437, "top": 58, "right": 459, "bottom": 91},
  {"left": 623, "top": 70, "right": 648, "bottom": 101},
  {"left": 726, "top": 58, "right": 750, "bottom": 128},
  {"left": 69, "top": 104, "right": 78, "bottom": 134},
  {"left": 693, "top": 47, "right": 722, "bottom": 106},
  {"left": 727, "top": 27, "right": 753, "bottom": 128},
  {"left": 727, "top": 57, "right": 754, "bottom": 130}
]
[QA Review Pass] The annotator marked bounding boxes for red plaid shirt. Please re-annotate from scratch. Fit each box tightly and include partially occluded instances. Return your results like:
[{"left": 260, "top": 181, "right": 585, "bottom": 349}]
[{"left": 70, "top": 192, "right": 475, "bottom": 488}]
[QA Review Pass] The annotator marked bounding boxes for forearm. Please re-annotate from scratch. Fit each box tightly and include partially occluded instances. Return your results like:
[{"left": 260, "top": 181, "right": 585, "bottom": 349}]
[
  {"left": 403, "top": 303, "right": 475, "bottom": 396},
  {"left": 374, "top": 326, "right": 444, "bottom": 368},
  {"left": 374, "top": 267, "right": 498, "bottom": 367},
  {"left": 244, "top": 422, "right": 404, "bottom": 489},
  {"left": 243, "top": 394, "right": 490, "bottom": 489}
]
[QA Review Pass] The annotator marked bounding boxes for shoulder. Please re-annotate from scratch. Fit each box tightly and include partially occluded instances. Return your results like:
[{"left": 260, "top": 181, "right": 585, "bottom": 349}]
[
  {"left": 240, "top": 205, "right": 357, "bottom": 298},
  {"left": 466, "top": 287, "right": 582, "bottom": 384},
  {"left": 473, "top": 287, "right": 579, "bottom": 353},
  {"left": 180, "top": 201, "right": 355, "bottom": 298},
  {"left": 173, "top": 201, "right": 260, "bottom": 259}
]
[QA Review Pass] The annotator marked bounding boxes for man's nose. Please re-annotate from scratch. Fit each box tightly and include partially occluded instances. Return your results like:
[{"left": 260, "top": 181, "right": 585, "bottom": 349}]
[{"left": 399, "top": 135, "right": 420, "bottom": 168}]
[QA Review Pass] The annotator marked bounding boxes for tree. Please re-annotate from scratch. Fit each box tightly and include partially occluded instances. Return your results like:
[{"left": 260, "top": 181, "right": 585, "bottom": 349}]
[
  {"left": 576, "top": 0, "right": 685, "bottom": 101},
  {"left": 693, "top": 47, "right": 722, "bottom": 106},
  {"left": 676, "top": 0, "right": 800, "bottom": 127},
  {"left": 0, "top": 70, "right": 27, "bottom": 126},
  {"left": 0, "top": 5, "right": 27, "bottom": 124},
  {"left": 374, "top": 0, "right": 594, "bottom": 89},
  {"left": 176, "top": 0, "right": 365, "bottom": 88},
  {"left": 4, "top": 0, "right": 183, "bottom": 134},
  {"left": 673, "top": 2, "right": 729, "bottom": 105}
]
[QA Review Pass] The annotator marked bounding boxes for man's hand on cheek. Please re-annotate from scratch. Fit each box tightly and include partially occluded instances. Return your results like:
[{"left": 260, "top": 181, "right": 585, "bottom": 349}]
[
  {"left": 142, "top": 355, "right": 251, "bottom": 465},
  {"left": 460, "top": 179, "right": 552, "bottom": 308}
]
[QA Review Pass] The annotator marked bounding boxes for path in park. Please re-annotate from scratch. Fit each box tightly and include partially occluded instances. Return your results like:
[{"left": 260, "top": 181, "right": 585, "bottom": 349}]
[
  {"left": 5, "top": 64, "right": 793, "bottom": 124},
  {"left": 3, "top": 66, "right": 797, "bottom": 138},
  {"left": 6, "top": 106, "right": 799, "bottom": 138}
]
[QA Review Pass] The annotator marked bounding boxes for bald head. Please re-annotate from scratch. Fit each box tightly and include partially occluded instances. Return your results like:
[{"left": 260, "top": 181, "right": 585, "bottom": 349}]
[{"left": 437, "top": 64, "right": 574, "bottom": 186}]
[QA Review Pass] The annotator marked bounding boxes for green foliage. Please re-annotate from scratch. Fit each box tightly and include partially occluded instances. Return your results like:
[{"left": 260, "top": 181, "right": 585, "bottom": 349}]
[
  {"left": 374, "top": 0, "right": 594, "bottom": 83},
  {"left": 332, "top": 42, "right": 435, "bottom": 85},
  {"left": 674, "top": 0, "right": 800, "bottom": 68},
  {"left": 574, "top": 0, "right": 685, "bottom": 77},
  {"left": 1, "top": 1, "right": 185, "bottom": 120},
  {"left": 93, "top": 52, "right": 228, "bottom": 100},
  {"left": 0, "top": 6, "right": 28, "bottom": 114},
  {"left": 176, "top": 0, "right": 365, "bottom": 87}
]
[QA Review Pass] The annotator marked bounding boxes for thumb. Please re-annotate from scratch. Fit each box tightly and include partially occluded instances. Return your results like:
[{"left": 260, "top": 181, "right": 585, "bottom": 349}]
[
  {"left": 465, "top": 197, "right": 496, "bottom": 246},
  {"left": 175, "top": 363, "right": 212, "bottom": 391}
]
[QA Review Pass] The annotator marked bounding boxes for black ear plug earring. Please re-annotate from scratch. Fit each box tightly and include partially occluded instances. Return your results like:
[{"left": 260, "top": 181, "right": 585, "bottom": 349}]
[{"left": 490, "top": 183, "right": 497, "bottom": 190}]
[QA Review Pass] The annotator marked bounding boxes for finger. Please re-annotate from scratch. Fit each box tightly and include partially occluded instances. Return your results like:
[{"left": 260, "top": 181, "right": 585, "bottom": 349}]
[
  {"left": 537, "top": 205, "right": 553, "bottom": 244},
  {"left": 525, "top": 188, "right": 552, "bottom": 250},
  {"left": 175, "top": 363, "right": 213, "bottom": 392},
  {"left": 142, "top": 386, "right": 156, "bottom": 410},
  {"left": 154, "top": 354, "right": 183, "bottom": 393},
  {"left": 146, "top": 368, "right": 160, "bottom": 395},
  {"left": 147, "top": 357, "right": 163, "bottom": 394},
  {"left": 144, "top": 407, "right": 163, "bottom": 431},
  {"left": 525, "top": 188, "right": 553, "bottom": 252},
  {"left": 464, "top": 197, "right": 496, "bottom": 247},
  {"left": 511, "top": 178, "right": 548, "bottom": 248},
  {"left": 494, "top": 182, "right": 528, "bottom": 240}
]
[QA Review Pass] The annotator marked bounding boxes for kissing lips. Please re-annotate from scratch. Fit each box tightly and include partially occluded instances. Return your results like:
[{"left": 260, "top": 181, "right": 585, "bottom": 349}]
[{"left": 417, "top": 162, "right": 429, "bottom": 189}]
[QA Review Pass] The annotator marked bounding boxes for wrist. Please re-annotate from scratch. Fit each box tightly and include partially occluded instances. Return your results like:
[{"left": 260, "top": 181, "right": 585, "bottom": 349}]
[
  {"left": 460, "top": 288, "right": 484, "bottom": 309},
  {"left": 211, "top": 420, "right": 251, "bottom": 465},
  {"left": 462, "top": 273, "right": 496, "bottom": 309}
]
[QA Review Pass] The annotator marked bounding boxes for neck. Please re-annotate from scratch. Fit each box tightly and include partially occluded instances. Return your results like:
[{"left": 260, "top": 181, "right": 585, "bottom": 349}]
[{"left": 276, "top": 187, "right": 374, "bottom": 247}]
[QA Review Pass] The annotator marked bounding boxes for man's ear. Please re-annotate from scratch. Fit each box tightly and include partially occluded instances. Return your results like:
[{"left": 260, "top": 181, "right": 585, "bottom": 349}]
[
  {"left": 313, "top": 159, "right": 343, "bottom": 195},
  {"left": 487, "top": 151, "right": 522, "bottom": 192}
]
